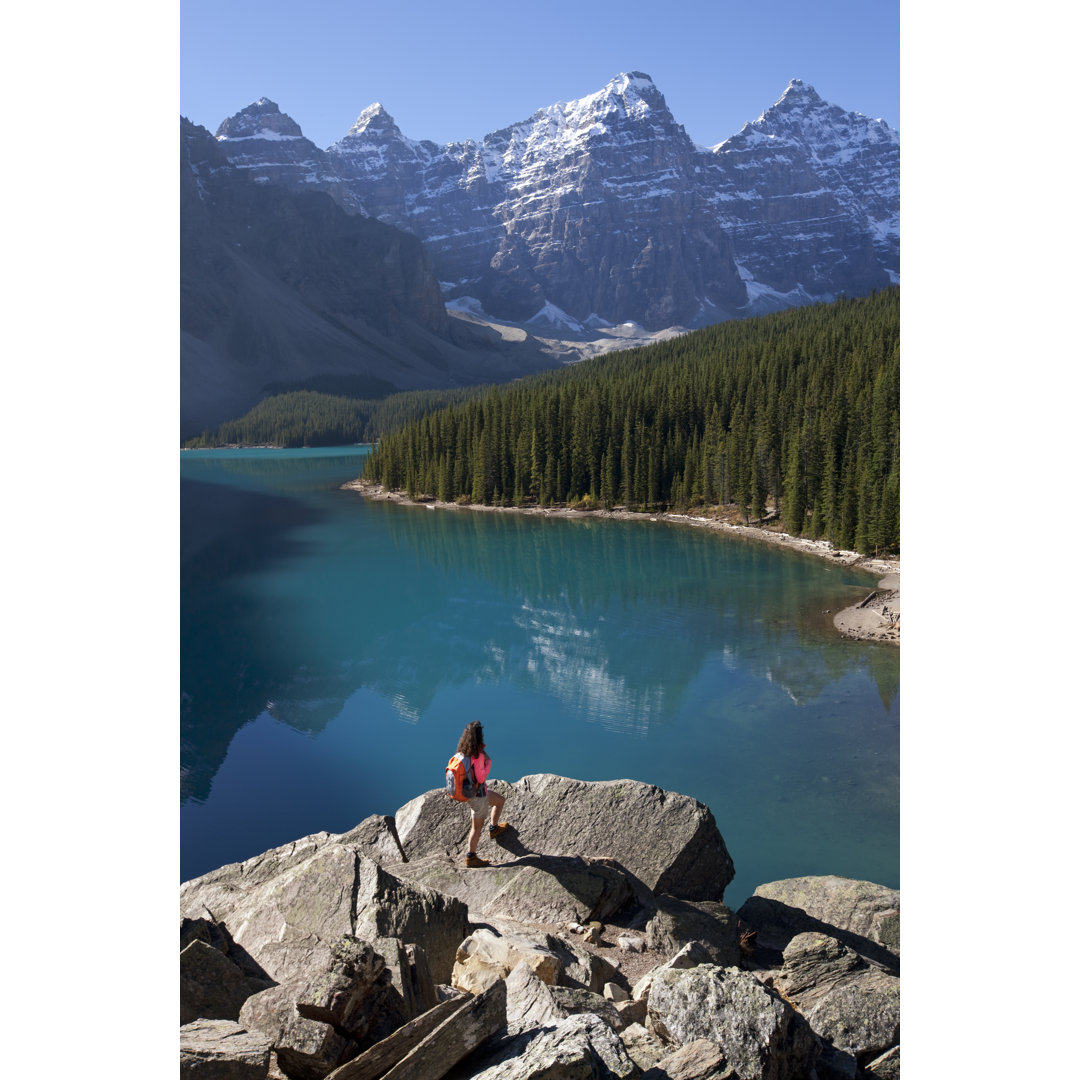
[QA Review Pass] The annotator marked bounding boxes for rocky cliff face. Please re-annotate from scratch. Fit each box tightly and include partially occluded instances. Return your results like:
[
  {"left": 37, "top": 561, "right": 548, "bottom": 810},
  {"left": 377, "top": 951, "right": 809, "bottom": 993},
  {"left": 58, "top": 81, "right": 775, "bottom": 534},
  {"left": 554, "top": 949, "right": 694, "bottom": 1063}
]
[
  {"left": 180, "top": 775, "right": 900, "bottom": 1079},
  {"left": 180, "top": 116, "right": 559, "bottom": 439},
  {"left": 212, "top": 73, "right": 899, "bottom": 331}
]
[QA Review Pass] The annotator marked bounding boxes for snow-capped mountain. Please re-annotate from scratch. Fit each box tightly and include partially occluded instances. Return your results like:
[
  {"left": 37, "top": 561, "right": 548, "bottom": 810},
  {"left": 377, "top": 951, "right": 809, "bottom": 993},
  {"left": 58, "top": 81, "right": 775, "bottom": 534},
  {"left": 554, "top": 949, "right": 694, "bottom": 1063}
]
[{"left": 213, "top": 74, "right": 898, "bottom": 330}]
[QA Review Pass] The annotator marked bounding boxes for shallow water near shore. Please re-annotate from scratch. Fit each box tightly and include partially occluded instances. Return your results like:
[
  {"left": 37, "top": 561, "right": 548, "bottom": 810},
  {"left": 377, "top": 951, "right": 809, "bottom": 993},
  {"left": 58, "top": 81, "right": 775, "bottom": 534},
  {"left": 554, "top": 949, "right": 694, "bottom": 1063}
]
[{"left": 181, "top": 447, "right": 898, "bottom": 911}]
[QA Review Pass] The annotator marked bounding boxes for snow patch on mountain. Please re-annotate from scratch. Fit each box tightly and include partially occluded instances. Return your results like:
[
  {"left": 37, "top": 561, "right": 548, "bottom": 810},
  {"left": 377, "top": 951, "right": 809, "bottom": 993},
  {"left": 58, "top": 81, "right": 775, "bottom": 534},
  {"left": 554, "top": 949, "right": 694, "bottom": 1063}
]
[{"left": 526, "top": 301, "right": 585, "bottom": 333}]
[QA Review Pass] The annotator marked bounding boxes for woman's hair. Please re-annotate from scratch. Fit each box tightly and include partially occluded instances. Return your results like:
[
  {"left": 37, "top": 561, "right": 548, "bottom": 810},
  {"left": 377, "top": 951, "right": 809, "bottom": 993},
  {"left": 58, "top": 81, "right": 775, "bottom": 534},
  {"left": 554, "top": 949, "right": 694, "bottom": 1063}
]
[{"left": 457, "top": 721, "right": 485, "bottom": 758}]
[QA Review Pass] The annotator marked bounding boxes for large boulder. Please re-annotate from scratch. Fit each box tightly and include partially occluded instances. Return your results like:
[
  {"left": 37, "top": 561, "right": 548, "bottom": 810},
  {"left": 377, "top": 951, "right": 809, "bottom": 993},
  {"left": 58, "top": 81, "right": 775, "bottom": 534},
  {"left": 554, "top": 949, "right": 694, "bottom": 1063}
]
[
  {"left": 451, "top": 927, "right": 562, "bottom": 994},
  {"left": 181, "top": 917, "right": 275, "bottom": 992},
  {"left": 180, "top": 840, "right": 367, "bottom": 985},
  {"left": 180, "top": 1019, "right": 272, "bottom": 1079},
  {"left": 866, "top": 1045, "right": 900, "bottom": 1078},
  {"left": 395, "top": 775, "right": 735, "bottom": 902},
  {"left": 648, "top": 964, "right": 819, "bottom": 1080},
  {"left": 394, "top": 850, "right": 635, "bottom": 926},
  {"left": 619, "top": 1022, "right": 669, "bottom": 1074},
  {"left": 179, "top": 816, "right": 401, "bottom": 922},
  {"left": 322, "top": 996, "right": 467, "bottom": 1080},
  {"left": 504, "top": 959, "right": 570, "bottom": 1036},
  {"left": 771, "top": 932, "right": 865, "bottom": 1011},
  {"left": 737, "top": 877, "right": 899, "bottom": 971},
  {"left": 805, "top": 970, "right": 899, "bottom": 1076},
  {"left": 238, "top": 937, "right": 409, "bottom": 1080},
  {"left": 547, "top": 932, "right": 622, "bottom": 994},
  {"left": 771, "top": 933, "right": 899, "bottom": 1079},
  {"left": 352, "top": 858, "right": 469, "bottom": 985},
  {"left": 632, "top": 941, "right": 713, "bottom": 1003},
  {"left": 181, "top": 839, "right": 467, "bottom": 989},
  {"left": 181, "top": 939, "right": 259, "bottom": 1024},
  {"left": 372, "top": 978, "right": 507, "bottom": 1080},
  {"left": 548, "top": 985, "right": 623, "bottom": 1032},
  {"left": 643, "top": 1039, "right": 738, "bottom": 1080},
  {"left": 466, "top": 1010, "right": 639, "bottom": 1079},
  {"left": 645, "top": 894, "right": 740, "bottom": 967},
  {"left": 240, "top": 983, "right": 359, "bottom": 1080}
]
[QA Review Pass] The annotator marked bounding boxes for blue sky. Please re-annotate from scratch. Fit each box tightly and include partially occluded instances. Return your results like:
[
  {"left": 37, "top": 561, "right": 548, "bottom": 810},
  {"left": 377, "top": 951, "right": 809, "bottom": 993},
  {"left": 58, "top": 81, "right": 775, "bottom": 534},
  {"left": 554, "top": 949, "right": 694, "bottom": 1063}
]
[{"left": 180, "top": 0, "right": 899, "bottom": 150}]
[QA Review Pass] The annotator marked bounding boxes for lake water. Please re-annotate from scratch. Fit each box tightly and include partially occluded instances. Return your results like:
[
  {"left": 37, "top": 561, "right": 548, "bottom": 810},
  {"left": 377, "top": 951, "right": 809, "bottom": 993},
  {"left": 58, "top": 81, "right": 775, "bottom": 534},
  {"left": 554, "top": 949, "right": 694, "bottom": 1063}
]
[{"left": 180, "top": 446, "right": 899, "bottom": 911}]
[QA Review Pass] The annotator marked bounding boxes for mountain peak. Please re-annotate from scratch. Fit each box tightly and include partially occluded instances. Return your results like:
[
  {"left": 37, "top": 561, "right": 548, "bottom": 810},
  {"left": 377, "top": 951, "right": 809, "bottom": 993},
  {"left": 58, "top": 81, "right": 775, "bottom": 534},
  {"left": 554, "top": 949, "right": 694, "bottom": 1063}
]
[
  {"left": 345, "top": 103, "right": 403, "bottom": 140},
  {"left": 777, "top": 78, "right": 822, "bottom": 105},
  {"left": 216, "top": 99, "right": 305, "bottom": 141},
  {"left": 608, "top": 71, "right": 657, "bottom": 93}
]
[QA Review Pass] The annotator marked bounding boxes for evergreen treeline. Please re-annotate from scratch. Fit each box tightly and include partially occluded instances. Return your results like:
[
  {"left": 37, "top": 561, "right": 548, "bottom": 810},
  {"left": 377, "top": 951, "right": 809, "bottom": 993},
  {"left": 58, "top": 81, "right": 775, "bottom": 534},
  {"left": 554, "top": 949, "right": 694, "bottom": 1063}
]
[
  {"left": 364, "top": 289, "right": 899, "bottom": 555},
  {"left": 182, "top": 386, "right": 490, "bottom": 449}
]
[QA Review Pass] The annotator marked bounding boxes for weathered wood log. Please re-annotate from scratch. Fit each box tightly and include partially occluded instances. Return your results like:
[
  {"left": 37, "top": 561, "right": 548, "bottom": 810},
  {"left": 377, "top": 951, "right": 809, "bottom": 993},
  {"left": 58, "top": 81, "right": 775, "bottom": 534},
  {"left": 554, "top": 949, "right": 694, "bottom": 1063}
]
[
  {"left": 856, "top": 591, "right": 878, "bottom": 609},
  {"left": 322, "top": 996, "right": 468, "bottom": 1080},
  {"left": 380, "top": 978, "right": 507, "bottom": 1080}
]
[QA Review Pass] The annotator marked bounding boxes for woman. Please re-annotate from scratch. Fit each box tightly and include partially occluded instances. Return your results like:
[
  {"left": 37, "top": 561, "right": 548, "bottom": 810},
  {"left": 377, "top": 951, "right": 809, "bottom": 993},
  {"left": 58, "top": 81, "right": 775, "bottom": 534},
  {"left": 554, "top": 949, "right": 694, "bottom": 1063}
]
[{"left": 457, "top": 721, "right": 507, "bottom": 867}]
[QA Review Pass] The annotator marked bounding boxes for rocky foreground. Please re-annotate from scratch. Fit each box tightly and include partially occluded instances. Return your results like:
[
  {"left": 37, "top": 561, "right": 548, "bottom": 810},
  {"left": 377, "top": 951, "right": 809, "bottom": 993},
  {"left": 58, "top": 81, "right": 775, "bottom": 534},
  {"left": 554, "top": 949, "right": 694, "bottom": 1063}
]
[{"left": 180, "top": 775, "right": 899, "bottom": 1079}]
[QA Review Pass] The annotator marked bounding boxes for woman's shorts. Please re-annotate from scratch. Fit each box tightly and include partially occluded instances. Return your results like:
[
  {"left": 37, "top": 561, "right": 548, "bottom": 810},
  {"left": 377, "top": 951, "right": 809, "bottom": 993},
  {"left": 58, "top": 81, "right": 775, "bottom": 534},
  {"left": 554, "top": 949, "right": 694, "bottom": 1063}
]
[{"left": 466, "top": 793, "right": 490, "bottom": 819}]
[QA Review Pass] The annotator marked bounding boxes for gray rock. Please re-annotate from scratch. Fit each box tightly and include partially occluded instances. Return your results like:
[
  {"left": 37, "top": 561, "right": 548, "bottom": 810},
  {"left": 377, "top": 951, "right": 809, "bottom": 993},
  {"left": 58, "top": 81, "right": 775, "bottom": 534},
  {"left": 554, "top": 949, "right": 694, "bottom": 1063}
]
[
  {"left": 505, "top": 959, "right": 569, "bottom": 1036},
  {"left": 648, "top": 964, "right": 819, "bottom": 1080},
  {"left": 294, "top": 937, "right": 409, "bottom": 1045},
  {"left": 324, "top": 815, "right": 407, "bottom": 864},
  {"left": 181, "top": 917, "right": 275, "bottom": 989},
  {"left": 548, "top": 933, "right": 621, "bottom": 993},
  {"left": 806, "top": 972, "right": 899, "bottom": 1068},
  {"left": 452, "top": 927, "right": 563, "bottom": 994},
  {"left": 613, "top": 998, "right": 648, "bottom": 1030},
  {"left": 646, "top": 894, "right": 740, "bottom": 967},
  {"left": 632, "top": 941, "right": 713, "bottom": 1002},
  {"left": 405, "top": 943, "right": 439, "bottom": 1017},
  {"left": 766, "top": 932, "right": 899, "bottom": 1078},
  {"left": 467, "top": 1010, "right": 638, "bottom": 1079},
  {"left": 182, "top": 917, "right": 233, "bottom": 956},
  {"left": 180, "top": 1019, "right": 272, "bottom": 1079},
  {"left": 378, "top": 977, "right": 507, "bottom": 1080},
  {"left": 619, "top": 1022, "right": 668, "bottom": 1073},
  {"left": 643, "top": 1039, "right": 737, "bottom": 1080},
  {"left": 353, "top": 858, "right": 470, "bottom": 986},
  {"left": 180, "top": 838, "right": 366, "bottom": 985},
  {"left": 181, "top": 832, "right": 470, "bottom": 996},
  {"left": 394, "top": 850, "right": 634, "bottom": 927},
  {"left": 180, "top": 821, "right": 389, "bottom": 920},
  {"left": 551, "top": 985, "right": 623, "bottom": 1029},
  {"left": 323, "top": 996, "right": 469, "bottom": 1080},
  {"left": 866, "top": 1045, "right": 900, "bottom": 1079},
  {"left": 238, "top": 936, "right": 411, "bottom": 1080},
  {"left": 395, "top": 775, "right": 735, "bottom": 902},
  {"left": 181, "top": 939, "right": 258, "bottom": 1024},
  {"left": 772, "top": 932, "right": 864, "bottom": 1010},
  {"left": 239, "top": 982, "right": 359, "bottom": 1080},
  {"left": 737, "top": 876, "right": 899, "bottom": 970}
]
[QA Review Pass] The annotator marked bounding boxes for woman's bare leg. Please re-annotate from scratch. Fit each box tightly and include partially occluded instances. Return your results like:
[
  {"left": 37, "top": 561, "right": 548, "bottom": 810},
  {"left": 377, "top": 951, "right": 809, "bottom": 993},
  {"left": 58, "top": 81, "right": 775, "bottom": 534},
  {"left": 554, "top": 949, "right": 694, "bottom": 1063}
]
[
  {"left": 468, "top": 813, "right": 485, "bottom": 854},
  {"left": 488, "top": 790, "right": 505, "bottom": 828}
]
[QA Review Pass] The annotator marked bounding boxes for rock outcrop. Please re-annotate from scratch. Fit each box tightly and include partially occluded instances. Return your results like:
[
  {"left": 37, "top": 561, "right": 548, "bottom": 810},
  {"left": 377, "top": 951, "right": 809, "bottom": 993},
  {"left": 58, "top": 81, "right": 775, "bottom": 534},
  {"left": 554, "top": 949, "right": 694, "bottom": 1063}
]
[
  {"left": 395, "top": 773, "right": 735, "bottom": 902},
  {"left": 737, "top": 875, "right": 900, "bottom": 971},
  {"left": 180, "top": 777, "right": 899, "bottom": 1078}
]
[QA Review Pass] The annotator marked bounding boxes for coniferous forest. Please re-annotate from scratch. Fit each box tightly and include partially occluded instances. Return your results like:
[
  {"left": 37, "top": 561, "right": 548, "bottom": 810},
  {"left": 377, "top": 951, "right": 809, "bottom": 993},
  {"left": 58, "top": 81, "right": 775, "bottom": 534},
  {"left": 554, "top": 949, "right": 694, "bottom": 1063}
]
[
  {"left": 182, "top": 386, "right": 489, "bottom": 450},
  {"left": 364, "top": 289, "right": 899, "bottom": 555}
]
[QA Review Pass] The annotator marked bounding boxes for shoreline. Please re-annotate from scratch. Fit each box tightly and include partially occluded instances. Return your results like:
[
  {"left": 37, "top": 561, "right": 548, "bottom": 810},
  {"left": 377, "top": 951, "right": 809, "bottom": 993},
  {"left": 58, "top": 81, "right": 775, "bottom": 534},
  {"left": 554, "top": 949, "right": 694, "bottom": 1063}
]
[{"left": 341, "top": 479, "right": 900, "bottom": 645}]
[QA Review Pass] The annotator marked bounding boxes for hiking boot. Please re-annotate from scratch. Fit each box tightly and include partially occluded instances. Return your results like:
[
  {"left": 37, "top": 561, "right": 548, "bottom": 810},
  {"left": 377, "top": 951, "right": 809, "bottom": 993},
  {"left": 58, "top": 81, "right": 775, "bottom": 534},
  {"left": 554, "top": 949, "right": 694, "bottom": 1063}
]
[
  {"left": 465, "top": 853, "right": 490, "bottom": 868},
  {"left": 488, "top": 823, "right": 509, "bottom": 838}
]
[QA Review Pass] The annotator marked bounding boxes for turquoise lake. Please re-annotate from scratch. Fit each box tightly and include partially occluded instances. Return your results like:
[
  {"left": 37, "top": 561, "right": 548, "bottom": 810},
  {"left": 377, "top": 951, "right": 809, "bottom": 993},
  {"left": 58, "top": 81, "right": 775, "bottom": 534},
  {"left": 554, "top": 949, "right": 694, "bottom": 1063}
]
[{"left": 180, "top": 446, "right": 899, "bottom": 911}]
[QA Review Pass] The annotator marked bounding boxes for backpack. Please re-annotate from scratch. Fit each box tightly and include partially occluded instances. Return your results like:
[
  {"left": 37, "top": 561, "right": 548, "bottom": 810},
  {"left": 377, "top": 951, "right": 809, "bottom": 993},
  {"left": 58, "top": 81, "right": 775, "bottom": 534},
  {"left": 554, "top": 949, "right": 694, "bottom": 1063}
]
[{"left": 445, "top": 752, "right": 476, "bottom": 802}]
